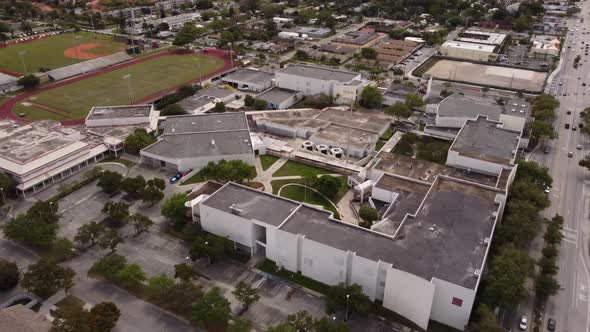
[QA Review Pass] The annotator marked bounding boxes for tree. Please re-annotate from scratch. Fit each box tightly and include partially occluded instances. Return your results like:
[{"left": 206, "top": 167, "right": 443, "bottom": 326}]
[
  {"left": 74, "top": 222, "right": 105, "bottom": 248},
  {"left": 360, "top": 86, "right": 383, "bottom": 109},
  {"left": 192, "top": 287, "right": 231, "bottom": 328},
  {"left": 312, "top": 176, "right": 342, "bottom": 200},
  {"left": 90, "top": 255, "right": 127, "bottom": 279},
  {"left": 580, "top": 156, "right": 590, "bottom": 170},
  {"left": 214, "top": 102, "right": 226, "bottom": 113},
  {"left": 101, "top": 201, "right": 130, "bottom": 227},
  {"left": 3, "top": 201, "right": 59, "bottom": 249},
  {"left": 0, "top": 259, "right": 19, "bottom": 291},
  {"left": 174, "top": 263, "right": 197, "bottom": 282},
  {"left": 21, "top": 259, "right": 76, "bottom": 299},
  {"left": 535, "top": 273, "right": 560, "bottom": 303},
  {"left": 467, "top": 304, "right": 503, "bottom": 332},
  {"left": 161, "top": 193, "right": 189, "bottom": 230},
  {"left": 121, "top": 175, "right": 146, "bottom": 198},
  {"left": 139, "top": 184, "right": 165, "bottom": 206},
  {"left": 173, "top": 22, "right": 200, "bottom": 47},
  {"left": 531, "top": 120, "right": 557, "bottom": 145},
  {"left": 162, "top": 103, "right": 186, "bottom": 116},
  {"left": 147, "top": 178, "right": 166, "bottom": 190},
  {"left": 405, "top": 93, "right": 423, "bottom": 109},
  {"left": 148, "top": 273, "right": 175, "bottom": 298},
  {"left": 325, "top": 283, "right": 371, "bottom": 318},
  {"left": 190, "top": 234, "right": 226, "bottom": 264},
  {"left": 98, "top": 230, "right": 124, "bottom": 254},
  {"left": 0, "top": 172, "right": 15, "bottom": 201},
  {"left": 483, "top": 246, "right": 533, "bottom": 309},
  {"left": 358, "top": 206, "right": 378, "bottom": 228},
  {"left": 89, "top": 302, "right": 121, "bottom": 331},
  {"left": 200, "top": 160, "right": 256, "bottom": 183},
  {"left": 131, "top": 214, "right": 153, "bottom": 236},
  {"left": 116, "top": 263, "right": 146, "bottom": 289},
  {"left": 253, "top": 99, "right": 268, "bottom": 110},
  {"left": 229, "top": 318, "right": 252, "bottom": 332},
  {"left": 51, "top": 237, "right": 75, "bottom": 263},
  {"left": 360, "top": 47, "right": 377, "bottom": 59},
  {"left": 124, "top": 129, "right": 156, "bottom": 155},
  {"left": 293, "top": 50, "right": 309, "bottom": 61},
  {"left": 232, "top": 281, "right": 260, "bottom": 311},
  {"left": 244, "top": 95, "right": 255, "bottom": 107},
  {"left": 384, "top": 102, "right": 413, "bottom": 120},
  {"left": 18, "top": 74, "right": 40, "bottom": 90},
  {"left": 97, "top": 170, "right": 123, "bottom": 195}
]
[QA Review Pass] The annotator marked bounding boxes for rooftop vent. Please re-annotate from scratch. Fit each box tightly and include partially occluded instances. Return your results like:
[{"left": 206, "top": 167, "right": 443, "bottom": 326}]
[
  {"left": 230, "top": 204, "right": 243, "bottom": 216},
  {"left": 211, "top": 139, "right": 216, "bottom": 146},
  {"left": 474, "top": 269, "right": 482, "bottom": 277},
  {"left": 483, "top": 237, "right": 491, "bottom": 245}
]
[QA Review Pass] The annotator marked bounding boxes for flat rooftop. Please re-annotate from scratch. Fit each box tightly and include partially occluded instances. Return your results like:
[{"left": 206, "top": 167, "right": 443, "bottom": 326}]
[
  {"left": 450, "top": 116, "right": 520, "bottom": 166},
  {"left": 457, "top": 30, "right": 507, "bottom": 45},
  {"left": 206, "top": 179, "right": 501, "bottom": 289},
  {"left": 374, "top": 173, "right": 430, "bottom": 225},
  {"left": 223, "top": 68, "right": 275, "bottom": 85},
  {"left": 163, "top": 113, "right": 249, "bottom": 135},
  {"left": 256, "top": 87, "right": 300, "bottom": 105},
  {"left": 438, "top": 94, "right": 530, "bottom": 120},
  {"left": 278, "top": 64, "right": 359, "bottom": 83},
  {"left": 178, "top": 95, "right": 215, "bottom": 111},
  {"left": 311, "top": 124, "right": 377, "bottom": 149},
  {"left": 441, "top": 41, "right": 497, "bottom": 52},
  {"left": 142, "top": 130, "right": 253, "bottom": 159},
  {"left": 333, "top": 31, "right": 379, "bottom": 45},
  {"left": 316, "top": 108, "right": 390, "bottom": 134},
  {"left": 87, "top": 105, "right": 152, "bottom": 120},
  {"left": 373, "top": 152, "right": 499, "bottom": 188},
  {"left": 194, "top": 86, "right": 236, "bottom": 99}
]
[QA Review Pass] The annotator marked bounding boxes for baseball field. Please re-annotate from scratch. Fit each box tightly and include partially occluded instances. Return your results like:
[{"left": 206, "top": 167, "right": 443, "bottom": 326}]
[
  {"left": 0, "top": 32, "right": 126, "bottom": 75},
  {"left": 12, "top": 52, "right": 227, "bottom": 121}
]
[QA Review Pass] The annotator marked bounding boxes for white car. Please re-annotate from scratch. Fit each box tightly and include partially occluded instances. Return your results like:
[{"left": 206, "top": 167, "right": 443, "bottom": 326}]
[
  {"left": 577, "top": 144, "right": 583, "bottom": 150},
  {"left": 519, "top": 315, "right": 528, "bottom": 330}
]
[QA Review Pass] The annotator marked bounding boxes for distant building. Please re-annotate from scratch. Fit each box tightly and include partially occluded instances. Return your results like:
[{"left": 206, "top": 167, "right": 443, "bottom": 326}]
[
  {"left": 456, "top": 30, "right": 508, "bottom": 47},
  {"left": 529, "top": 35, "right": 561, "bottom": 58},
  {"left": 275, "top": 64, "right": 364, "bottom": 104},
  {"left": 140, "top": 113, "right": 255, "bottom": 172},
  {"left": 439, "top": 41, "right": 498, "bottom": 61},
  {"left": 221, "top": 68, "right": 275, "bottom": 92},
  {"left": 178, "top": 86, "right": 238, "bottom": 114},
  {"left": 331, "top": 31, "right": 384, "bottom": 49},
  {"left": 255, "top": 87, "right": 303, "bottom": 110},
  {"left": 85, "top": 104, "right": 157, "bottom": 128},
  {"left": 372, "top": 39, "right": 420, "bottom": 67}
]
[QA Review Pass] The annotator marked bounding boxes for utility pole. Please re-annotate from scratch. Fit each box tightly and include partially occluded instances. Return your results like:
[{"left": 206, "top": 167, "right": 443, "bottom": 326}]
[
  {"left": 123, "top": 74, "right": 133, "bottom": 103},
  {"left": 73, "top": 35, "right": 81, "bottom": 64},
  {"left": 18, "top": 50, "right": 27, "bottom": 74}
]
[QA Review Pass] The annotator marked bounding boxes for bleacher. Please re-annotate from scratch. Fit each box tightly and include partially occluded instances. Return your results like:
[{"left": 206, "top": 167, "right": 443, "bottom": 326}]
[{"left": 47, "top": 52, "right": 132, "bottom": 81}]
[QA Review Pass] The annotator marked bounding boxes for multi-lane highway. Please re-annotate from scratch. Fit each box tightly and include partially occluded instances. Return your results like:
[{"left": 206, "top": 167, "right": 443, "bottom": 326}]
[{"left": 528, "top": 3, "right": 590, "bottom": 332}]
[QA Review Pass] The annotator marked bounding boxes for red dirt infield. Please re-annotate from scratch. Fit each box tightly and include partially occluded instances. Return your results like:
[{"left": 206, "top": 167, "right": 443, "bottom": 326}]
[{"left": 63, "top": 42, "right": 123, "bottom": 60}]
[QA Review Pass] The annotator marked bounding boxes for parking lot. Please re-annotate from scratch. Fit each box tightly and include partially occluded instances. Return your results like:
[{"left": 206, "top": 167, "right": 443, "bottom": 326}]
[{"left": 501, "top": 44, "right": 551, "bottom": 71}]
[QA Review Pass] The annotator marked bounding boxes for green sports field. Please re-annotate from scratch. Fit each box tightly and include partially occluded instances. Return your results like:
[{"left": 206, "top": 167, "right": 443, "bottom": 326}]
[
  {"left": 13, "top": 53, "right": 226, "bottom": 121},
  {"left": 0, "top": 32, "right": 125, "bottom": 74}
]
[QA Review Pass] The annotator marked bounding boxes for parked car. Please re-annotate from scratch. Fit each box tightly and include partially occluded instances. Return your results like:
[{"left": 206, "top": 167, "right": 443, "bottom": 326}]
[
  {"left": 169, "top": 176, "right": 179, "bottom": 184},
  {"left": 565, "top": 123, "right": 571, "bottom": 129},
  {"left": 544, "top": 146, "right": 551, "bottom": 154},
  {"left": 578, "top": 144, "right": 583, "bottom": 150},
  {"left": 569, "top": 151, "right": 574, "bottom": 157},
  {"left": 547, "top": 318, "right": 556, "bottom": 331}
]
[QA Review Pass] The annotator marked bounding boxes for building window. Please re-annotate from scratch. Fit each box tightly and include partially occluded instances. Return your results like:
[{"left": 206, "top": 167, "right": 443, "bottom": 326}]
[{"left": 452, "top": 297, "right": 463, "bottom": 307}]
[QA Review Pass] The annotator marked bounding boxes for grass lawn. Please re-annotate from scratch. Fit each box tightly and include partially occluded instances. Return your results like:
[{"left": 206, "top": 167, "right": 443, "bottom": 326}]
[
  {"left": 273, "top": 160, "right": 332, "bottom": 177},
  {"left": 182, "top": 171, "right": 206, "bottom": 185},
  {"left": 393, "top": 132, "right": 451, "bottom": 165},
  {"left": 13, "top": 53, "right": 226, "bottom": 121},
  {"left": 279, "top": 184, "right": 340, "bottom": 219},
  {"left": 260, "top": 154, "right": 280, "bottom": 171},
  {"left": 271, "top": 176, "right": 348, "bottom": 203},
  {"left": 0, "top": 32, "right": 125, "bottom": 74},
  {"left": 244, "top": 181, "right": 264, "bottom": 189},
  {"left": 375, "top": 140, "right": 386, "bottom": 151}
]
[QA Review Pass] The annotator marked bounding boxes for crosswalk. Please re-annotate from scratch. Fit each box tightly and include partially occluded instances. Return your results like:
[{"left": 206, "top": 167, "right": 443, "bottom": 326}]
[{"left": 563, "top": 227, "right": 579, "bottom": 246}]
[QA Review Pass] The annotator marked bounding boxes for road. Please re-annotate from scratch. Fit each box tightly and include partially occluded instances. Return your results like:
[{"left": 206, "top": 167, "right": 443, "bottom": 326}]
[{"left": 526, "top": 5, "right": 590, "bottom": 332}]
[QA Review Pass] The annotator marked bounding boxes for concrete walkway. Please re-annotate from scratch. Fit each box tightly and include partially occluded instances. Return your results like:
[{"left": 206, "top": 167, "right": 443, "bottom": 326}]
[{"left": 252, "top": 157, "right": 289, "bottom": 193}]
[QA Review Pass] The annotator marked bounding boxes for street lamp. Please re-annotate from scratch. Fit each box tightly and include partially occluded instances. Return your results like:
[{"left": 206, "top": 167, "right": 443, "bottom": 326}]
[
  {"left": 49, "top": 201, "right": 55, "bottom": 214},
  {"left": 0, "top": 187, "right": 5, "bottom": 205},
  {"left": 72, "top": 35, "right": 82, "bottom": 64},
  {"left": 204, "top": 241, "right": 210, "bottom": 265},
  {"left": 123, "top": 74, "right": 134, "bottom": 104},
  {"left": 345, "top": 294, "right": 350, "bottom": 321},
  {"left": 18, "top": 50, "right": 27, "bottom": 74}
]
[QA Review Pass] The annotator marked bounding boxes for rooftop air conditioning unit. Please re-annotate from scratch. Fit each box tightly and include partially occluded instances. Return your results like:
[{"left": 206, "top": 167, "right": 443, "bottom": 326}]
[
  {"left": 474, "top": 269, "right": 482, "bottom": 277},
  {"left": 483, "top": 237, "right": 491, "bottom": 245}
]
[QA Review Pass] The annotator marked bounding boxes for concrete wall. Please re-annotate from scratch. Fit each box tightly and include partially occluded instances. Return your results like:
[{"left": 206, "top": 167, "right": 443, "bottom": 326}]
[
  {"left": 429, "top": 277, "right": 476, "bottom": 331},
  {"left": 435, "top": 115, "right": 467, "bottom": 128},
  {"left": 140, "top": 151, "right": 255, "bottom": 172},
  {"left": 334, "top": 83, "right": 362, "bottom": 105},
  {"left": 383, "top": 268, "right": 435, "bottom": 330},
  {"left": 200, "top": 204, "right": 256, "bottom": 250},
  {"left": 372, "top": 186, "right": 399, "bottom": 204},
  {"left": 446, "top": 150, "right": 505, "bottom": 176},
  {"left": 276, "top": 71, "right": 361, "bottom": 98},
  {"left": 86, "top": 116, "right": 150, "bottom": 128},
  {"left": 222, "top": 78, "right": 272, "bottom": 93},
  {"left": 300, "top": 238, "right": 348, "bottom": 286},
  {"left": 439, "top": 45, "right": 493, "bottom": 62}
]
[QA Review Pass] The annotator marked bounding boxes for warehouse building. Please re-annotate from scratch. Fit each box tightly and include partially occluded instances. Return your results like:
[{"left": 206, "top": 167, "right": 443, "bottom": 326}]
[
  {"left": 140, "top": 113, "right": 255, "bottom": 172},
  {"left": 456, "top": 30, "right": 508, "bottom": 46},
  {"left": 276, "top": 64, "right": 364, "bottom": 104},
  {"left": 439, "top": 41, "right": 498, "bottom": 61},
  {"left": 0, "top": 120, "right": 112, "bottom": 197},
  {"left": 255, "top": 87, "right": 303, "bottom": 110},
  {"left": 85, "top": 104, "right": 157, "bottom": 128},
  {"left": 195, "top": 172, "right": 506, "bottom": 331},
  {"left": 331, "top": 31, "right": 384, "bottom": 49},
  {"left": 221, "top": 68, "right": 275, "bottom": 92}
]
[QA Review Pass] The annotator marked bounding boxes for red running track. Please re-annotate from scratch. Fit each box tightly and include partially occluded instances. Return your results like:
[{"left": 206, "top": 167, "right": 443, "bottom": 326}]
[{"left": 0, "top": 49, "right": 234, "bottom": 127}]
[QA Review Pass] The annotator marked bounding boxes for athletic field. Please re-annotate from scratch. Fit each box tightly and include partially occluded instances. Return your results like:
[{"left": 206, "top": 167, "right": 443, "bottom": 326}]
[
  {"left": 0, "top": 32, "right": 125, "bottom": 75},
  {"left": 12, "top": 53, "right": 226, "bottom": 121}
]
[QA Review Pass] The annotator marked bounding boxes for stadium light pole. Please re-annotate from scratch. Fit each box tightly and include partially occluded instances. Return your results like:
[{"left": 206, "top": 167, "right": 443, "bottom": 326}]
[
  {"left": 90, "top": 13, "right": 95, "bottom": 33},
  {"left": 123, "top": 74, "right": 134, "bottom": 104},
  {"left": 73, "top": 35, "right": 82, "bottom": 64},
  {"left": 18, "top": 50, "right": 27, "bottom": 74}
]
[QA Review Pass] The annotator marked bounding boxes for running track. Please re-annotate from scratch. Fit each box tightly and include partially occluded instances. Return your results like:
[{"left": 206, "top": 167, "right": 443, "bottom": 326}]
[{"left": 0, "top": 48, "right": 234, "bottom": 126}]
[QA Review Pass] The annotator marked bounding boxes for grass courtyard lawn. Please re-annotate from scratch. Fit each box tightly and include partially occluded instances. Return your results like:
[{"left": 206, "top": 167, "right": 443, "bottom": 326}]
[
  {"left": 271, "top": 176, "right": 348, "bottom": 203},
  {"left": 279, "top": 184, "right": 340, "bottom": 219},
  {"left": 0, "top": 32, "right": 125, "bottom": 74},
  {"left": 273, "top": 160, "right": 332, "bottom": 177},
  {"left": 260, "top": 154, "right": 280, "bottom": 171},
  {"left": 393, "top": 132, "right": 451, "bottom": 165},
  {"left": 13, "top": 53, "right": 225, "bottom": 121}
]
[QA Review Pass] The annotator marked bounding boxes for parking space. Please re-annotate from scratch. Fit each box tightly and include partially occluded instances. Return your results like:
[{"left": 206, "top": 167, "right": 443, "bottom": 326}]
[
  {"left": 501, "top": 44, "right": 550, "bottom": 70},
  {"left": 399, "top": 45, "right": 438, "bottom": 75}
]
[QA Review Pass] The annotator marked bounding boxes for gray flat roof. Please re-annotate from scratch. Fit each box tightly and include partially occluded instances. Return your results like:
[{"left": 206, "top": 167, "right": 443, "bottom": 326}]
[
  {"left": 333, "top": 31, "right": 379, "bottom": 45},
  {"left": 451, "top": 116, "right": 519, "bottom": 166},
  {"left": 438, "top": 94, "right": 529, "bottom": 120},
  {"left": 203, "top": 183, "right": 299, "bottom": 226},
  {"left": 278, "top": 64, "right": 359, "bottom": 83},
  {"left": 222, "top": 68, "right": 275, "bottom": 85},
  {"left": 375, "top": 174, "right": 431, "bottom": 224},
  {"left": 194, "top": 86, "right": 236, "bottom": 99},
  {"left": 164, "top": 113, "right": 248, "bottom": 135},
  {"left": 206, "top": 179, "right": 501, "bottom": 289},
  {"left": 87, "top": 105, "right": 152, "bottom": 120},
  {"left": 257, "top": 87, "right": 300, "bottom": 104},
  {"left": 142, "top": 130, "right": 253, "bottom": 159},
  {"left": 316, "top": 108, "right": 390, "bottom": 134},
  {"left": 177, "top": 95, "right": 215, "bottom": 111}
]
